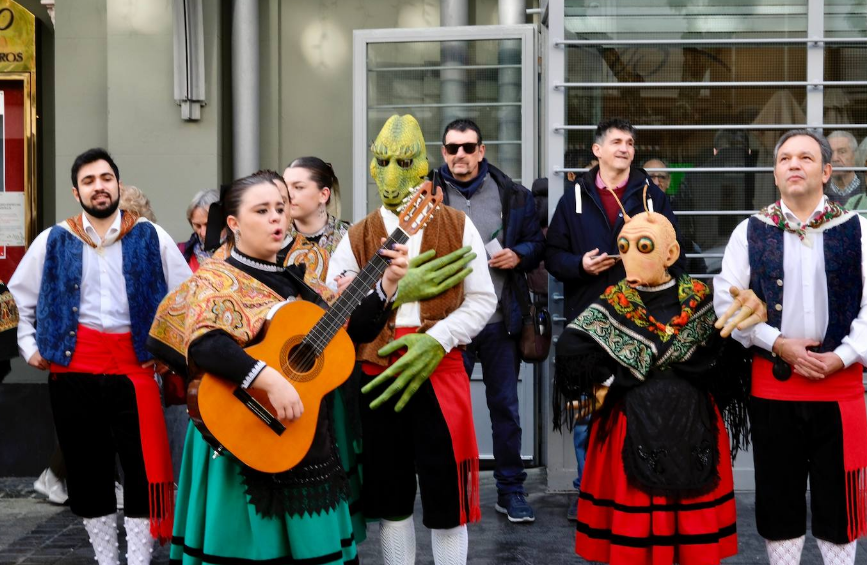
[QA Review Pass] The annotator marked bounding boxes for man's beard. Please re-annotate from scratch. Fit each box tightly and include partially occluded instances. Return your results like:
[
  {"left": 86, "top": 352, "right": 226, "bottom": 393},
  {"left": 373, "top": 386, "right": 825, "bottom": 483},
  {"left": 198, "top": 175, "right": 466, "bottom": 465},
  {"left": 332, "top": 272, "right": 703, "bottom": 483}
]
[{"left": 79, "top": 194, "right": 120, "bottom": 219}]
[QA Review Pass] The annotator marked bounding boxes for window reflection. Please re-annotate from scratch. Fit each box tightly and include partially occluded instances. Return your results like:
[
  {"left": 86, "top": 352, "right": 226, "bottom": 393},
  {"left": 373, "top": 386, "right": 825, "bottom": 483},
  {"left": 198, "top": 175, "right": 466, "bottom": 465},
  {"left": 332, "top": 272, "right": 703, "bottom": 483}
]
[{"left": 562, "top": 0, "right": 867, "bottom": 276}]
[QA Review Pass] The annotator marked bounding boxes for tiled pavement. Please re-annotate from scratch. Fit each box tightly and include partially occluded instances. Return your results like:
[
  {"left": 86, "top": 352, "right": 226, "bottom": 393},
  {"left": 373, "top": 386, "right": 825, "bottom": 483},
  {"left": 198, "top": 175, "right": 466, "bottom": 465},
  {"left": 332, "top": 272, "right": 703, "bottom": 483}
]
[{"left": 2, "top": 471, "right": 866, "bottom": 564}]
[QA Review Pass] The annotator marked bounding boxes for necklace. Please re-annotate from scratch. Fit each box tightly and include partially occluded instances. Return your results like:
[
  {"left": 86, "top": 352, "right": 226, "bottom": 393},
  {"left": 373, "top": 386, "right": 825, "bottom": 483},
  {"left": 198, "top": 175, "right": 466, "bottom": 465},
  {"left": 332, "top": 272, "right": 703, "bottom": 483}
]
[
  {"left": 635, "top": 278, "right": 676, "bottom": 292},
  {"left": 292, "top": 219, "right": 328, "bottom": 239},
  {"left": 602, "top": 275, "right": 708, "bottom": 341},
  {"left": 230, "top": 248, "right": 283, "bottom": 273}
]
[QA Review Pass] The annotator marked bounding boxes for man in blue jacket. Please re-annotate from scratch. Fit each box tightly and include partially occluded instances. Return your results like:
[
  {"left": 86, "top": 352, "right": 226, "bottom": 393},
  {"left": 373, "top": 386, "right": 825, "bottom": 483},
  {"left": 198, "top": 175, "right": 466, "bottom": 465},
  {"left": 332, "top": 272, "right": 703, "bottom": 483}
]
[
  {"left": 436, "top": 118, "right": 545, "bottom": 523},
  {"left": 546, "top": 117, "right": 682, "bottom": 520}
]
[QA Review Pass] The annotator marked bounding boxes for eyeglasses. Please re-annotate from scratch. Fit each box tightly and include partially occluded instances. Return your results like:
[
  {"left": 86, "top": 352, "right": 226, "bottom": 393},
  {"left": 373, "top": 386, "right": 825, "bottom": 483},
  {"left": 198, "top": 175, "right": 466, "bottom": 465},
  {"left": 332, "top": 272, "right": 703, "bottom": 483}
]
[
  {"left": 444, "top": 143, "right": 479, "bottom": 155},
  {"left": 648, "top": 173, "right": 670, "bottom": 181}
]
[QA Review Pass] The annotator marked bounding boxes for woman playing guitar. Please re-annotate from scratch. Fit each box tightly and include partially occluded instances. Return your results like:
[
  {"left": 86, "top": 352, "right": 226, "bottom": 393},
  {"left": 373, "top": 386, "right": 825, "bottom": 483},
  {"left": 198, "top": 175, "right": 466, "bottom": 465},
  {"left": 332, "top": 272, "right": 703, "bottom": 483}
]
[{"left": 148, "top": 170, "right": 408, "bottom": 565}]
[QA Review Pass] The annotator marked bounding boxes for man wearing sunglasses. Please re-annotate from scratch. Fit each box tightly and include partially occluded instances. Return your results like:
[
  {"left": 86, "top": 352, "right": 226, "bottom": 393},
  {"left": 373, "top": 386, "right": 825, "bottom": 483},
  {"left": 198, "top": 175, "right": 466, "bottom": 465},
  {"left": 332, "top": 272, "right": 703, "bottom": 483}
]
[{"left": 436, "top": 118, "right": 545, "bottom": 524}]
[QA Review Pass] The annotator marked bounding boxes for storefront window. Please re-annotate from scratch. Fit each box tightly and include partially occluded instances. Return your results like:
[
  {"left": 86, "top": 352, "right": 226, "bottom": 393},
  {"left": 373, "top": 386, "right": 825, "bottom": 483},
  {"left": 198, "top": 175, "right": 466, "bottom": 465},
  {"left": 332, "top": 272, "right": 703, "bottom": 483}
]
[
  {"left": 365, "top": 38, "right": 525, "bottom": 212},
  {"left": 560, "top": 0, "right": 866, "bottom": 276}
]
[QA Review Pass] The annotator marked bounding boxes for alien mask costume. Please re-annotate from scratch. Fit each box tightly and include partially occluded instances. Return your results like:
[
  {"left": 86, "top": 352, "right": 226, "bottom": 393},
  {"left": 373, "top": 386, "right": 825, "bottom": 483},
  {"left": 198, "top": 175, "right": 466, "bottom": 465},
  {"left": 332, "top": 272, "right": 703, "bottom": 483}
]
[
  {"left": 554, "top": 198, "right": 755, "bottom": 565},
  {"left": 325, "top": 115, "right": 496, "bottom": 563}
]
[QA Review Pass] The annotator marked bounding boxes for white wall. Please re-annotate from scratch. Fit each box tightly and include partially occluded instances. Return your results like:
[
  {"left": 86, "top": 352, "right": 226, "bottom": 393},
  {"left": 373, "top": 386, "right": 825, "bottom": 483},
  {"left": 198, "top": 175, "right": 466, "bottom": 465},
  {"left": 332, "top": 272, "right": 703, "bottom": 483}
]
[{"left": 54, "top": 0, "right": 226, "bottom": 241}]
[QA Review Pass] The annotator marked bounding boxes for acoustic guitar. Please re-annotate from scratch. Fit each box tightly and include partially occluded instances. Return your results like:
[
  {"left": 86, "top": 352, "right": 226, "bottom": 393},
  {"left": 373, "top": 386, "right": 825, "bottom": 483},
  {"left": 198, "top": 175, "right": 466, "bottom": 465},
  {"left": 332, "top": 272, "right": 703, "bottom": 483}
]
[{"left": 188, "top": 182, "right": 443, "bottom": 473}]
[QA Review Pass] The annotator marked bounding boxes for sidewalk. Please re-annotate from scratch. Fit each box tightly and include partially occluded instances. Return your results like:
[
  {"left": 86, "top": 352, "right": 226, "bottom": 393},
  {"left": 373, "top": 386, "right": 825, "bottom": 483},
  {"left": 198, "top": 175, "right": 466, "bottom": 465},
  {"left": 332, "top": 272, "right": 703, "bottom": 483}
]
[{"left": 1, "top": 470, "right": 865, "bottom": 564}]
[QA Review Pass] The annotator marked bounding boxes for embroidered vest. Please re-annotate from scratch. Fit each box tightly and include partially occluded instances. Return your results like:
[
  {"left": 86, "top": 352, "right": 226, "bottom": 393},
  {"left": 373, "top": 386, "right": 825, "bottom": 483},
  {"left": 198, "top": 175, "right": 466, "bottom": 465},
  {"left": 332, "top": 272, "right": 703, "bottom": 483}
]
[
  {"left": 37, "top": 222, "right": 168, "bottom": 365},
  {"left": 747, "top": 215, "right": 862, "bottom": 352},
  {"left": 349, "top": 207, "right": 466, "bottom": 366}
]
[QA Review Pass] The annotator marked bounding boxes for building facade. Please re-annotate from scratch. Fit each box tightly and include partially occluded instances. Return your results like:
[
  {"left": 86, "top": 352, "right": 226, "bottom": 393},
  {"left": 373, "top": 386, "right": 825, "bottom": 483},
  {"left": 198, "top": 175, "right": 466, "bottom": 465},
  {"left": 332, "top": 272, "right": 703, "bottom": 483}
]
[{"left": 1, "top": 0, "right": 865, "bottom": 490}]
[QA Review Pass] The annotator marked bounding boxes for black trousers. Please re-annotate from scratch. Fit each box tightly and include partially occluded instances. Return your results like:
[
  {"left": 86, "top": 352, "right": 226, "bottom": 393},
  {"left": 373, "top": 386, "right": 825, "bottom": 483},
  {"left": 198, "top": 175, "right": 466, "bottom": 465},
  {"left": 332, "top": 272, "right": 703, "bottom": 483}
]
[
  {"left": 750, "top": 396, "right": 849, "bottom": 543},
  {"left": 359, "top": 369, "right": 464, "bottom": 530},
  {"left": 48, "top": 372, "right": 149, "bottom": 519}
]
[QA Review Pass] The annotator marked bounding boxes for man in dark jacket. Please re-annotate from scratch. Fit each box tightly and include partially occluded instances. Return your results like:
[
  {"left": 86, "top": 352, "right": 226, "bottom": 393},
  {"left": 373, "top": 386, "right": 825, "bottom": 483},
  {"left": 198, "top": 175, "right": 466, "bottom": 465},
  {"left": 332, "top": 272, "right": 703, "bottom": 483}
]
[
  {"left": 436, "top": 118, "right": 545, "bottom": 523},
  {"left": 547, "top": 118, "right": 683, "bottom": 323}
]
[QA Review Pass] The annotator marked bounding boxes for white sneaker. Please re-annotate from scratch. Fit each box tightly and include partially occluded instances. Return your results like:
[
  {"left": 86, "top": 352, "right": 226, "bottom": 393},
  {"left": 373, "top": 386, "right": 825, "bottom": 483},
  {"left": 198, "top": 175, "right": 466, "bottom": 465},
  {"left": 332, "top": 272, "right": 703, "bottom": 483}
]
[
  {"left": 33, "top": 468, "right": 68, "bottom": 505},
  {"left": 115, "top": 481, "right": 124, "bottom": 510}
]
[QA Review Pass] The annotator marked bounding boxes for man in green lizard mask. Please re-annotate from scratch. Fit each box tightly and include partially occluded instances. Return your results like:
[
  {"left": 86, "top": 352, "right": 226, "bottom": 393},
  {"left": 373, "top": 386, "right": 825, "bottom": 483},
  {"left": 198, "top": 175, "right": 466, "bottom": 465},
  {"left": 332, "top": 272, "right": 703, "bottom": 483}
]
[{"left": 326, "top": 114, "right": 497, "bottom": 564}]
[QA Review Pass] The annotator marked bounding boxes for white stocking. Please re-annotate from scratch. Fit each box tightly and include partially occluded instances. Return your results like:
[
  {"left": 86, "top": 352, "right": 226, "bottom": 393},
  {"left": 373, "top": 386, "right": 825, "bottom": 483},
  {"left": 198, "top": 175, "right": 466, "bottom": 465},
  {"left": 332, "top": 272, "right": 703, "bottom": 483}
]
[
  {"left": 124, "top": 517, "right": 154, "bottom": 565},
  {"left": 816, "top": 539, "right": 857, "bottom": 565},
  {"left": 430, "top": 525, "right": 468, "bottom": 565},
  {"left": 82, "top": 514, "right": 119, "bottom": 565},
  {"left": 379, "top": 517, "right": 416, "bottom": 565},
  {"left": 766, "top": 536, "right": 805, "bottom": 565}
]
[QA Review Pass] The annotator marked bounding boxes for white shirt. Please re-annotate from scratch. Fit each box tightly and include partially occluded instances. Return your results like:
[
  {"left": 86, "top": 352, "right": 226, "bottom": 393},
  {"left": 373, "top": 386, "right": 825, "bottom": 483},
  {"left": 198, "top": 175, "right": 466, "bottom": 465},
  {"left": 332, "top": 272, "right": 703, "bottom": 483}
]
[
  {"left": 326, "top": 207, "right": 497, "bottom": 353},
  {"left": 713, "top": 197, "right": 867, "bottom": 367},
  {"left": 9, "top": 212, "right": 192, "bottom": 362}
]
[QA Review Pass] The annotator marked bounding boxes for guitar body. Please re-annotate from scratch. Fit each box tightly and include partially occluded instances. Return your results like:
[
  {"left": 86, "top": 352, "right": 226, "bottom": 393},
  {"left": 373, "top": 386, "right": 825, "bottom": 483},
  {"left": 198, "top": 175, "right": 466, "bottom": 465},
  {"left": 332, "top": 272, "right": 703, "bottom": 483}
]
[
  {"left": 188, "top": 299, "right": 356, "bottom": 473},
  {"left": 185, "top": 181, "right": 443, "bottom": 474}
]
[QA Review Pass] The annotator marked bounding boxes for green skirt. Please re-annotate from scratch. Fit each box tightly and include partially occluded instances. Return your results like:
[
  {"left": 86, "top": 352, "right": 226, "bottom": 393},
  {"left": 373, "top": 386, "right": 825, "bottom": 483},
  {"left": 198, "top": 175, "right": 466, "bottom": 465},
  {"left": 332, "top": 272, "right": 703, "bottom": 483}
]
[
  {"left": 169, "top": 423, "right": 359, "bottom": 565},
  {"left": 331, "top": 388, "right": 366, "bottom": 544}
]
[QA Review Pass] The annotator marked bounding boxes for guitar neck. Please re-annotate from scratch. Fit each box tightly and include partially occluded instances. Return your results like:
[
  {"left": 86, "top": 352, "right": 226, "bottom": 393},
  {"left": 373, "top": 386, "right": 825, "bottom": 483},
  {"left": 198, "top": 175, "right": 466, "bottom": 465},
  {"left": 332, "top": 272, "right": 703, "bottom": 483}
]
[{"left": 305, "top": 228, "right": 410, "bottom": 353}]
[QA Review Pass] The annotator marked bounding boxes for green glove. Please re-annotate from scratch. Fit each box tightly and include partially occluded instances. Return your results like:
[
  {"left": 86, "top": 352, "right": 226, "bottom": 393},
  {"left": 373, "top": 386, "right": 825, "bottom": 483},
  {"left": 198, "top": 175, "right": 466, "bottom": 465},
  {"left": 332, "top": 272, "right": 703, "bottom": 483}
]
[
  {"left": 362, "top": 333, "right": 446, "bottom": 412},
  {"left": 394, "top": 246, "right": 475, "bottom": 310}
]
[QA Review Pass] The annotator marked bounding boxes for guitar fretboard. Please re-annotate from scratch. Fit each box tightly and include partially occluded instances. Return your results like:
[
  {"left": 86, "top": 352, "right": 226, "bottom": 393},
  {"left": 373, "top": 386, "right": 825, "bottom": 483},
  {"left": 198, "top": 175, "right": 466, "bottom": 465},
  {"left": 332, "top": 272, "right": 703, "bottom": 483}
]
[{"left": 303, "top": 229, "right": 410, "bottom": 354}]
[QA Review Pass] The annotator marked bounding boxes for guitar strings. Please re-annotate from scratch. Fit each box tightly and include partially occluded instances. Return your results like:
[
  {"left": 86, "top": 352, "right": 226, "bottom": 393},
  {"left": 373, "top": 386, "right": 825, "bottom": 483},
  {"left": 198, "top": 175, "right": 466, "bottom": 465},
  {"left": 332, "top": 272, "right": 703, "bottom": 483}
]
[
  {"left": 288, "top": 244, "right": 394, "bottom": 369},
  {"left": 286, "top": 230, "right": 408, "bottom": 371},
  {"left": 287, "top": 195, "right": 435, "bottom": 371}
]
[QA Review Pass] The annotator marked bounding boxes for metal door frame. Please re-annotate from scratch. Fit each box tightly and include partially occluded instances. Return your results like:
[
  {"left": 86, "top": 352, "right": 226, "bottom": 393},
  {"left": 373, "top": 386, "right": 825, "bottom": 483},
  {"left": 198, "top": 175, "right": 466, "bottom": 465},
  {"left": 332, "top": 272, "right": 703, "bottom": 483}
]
[
  {"left": 541, "top": 0, "right": 867, "bottom": 491},
  {"left": 352, "top": 24, "right": 538, "bottom": 220}
]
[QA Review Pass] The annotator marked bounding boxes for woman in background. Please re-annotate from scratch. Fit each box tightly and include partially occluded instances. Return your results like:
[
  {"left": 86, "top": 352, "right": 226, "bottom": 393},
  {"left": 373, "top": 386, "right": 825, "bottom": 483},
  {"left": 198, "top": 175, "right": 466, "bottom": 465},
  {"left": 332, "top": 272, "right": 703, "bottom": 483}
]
[
  {"left": 279, "top": 157, "right": 350, "bottom": 301},
  {"left": 119, "top": 185, "right": 158, "bottom": 222},
  {"left": 180, "top": 189, "right": 220, "bottom": 271}
]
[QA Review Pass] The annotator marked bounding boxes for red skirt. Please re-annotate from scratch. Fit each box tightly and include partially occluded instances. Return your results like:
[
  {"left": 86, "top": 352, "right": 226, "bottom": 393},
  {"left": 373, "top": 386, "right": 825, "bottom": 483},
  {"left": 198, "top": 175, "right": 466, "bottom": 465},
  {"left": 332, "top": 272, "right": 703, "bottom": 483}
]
[{"left": 575, "top": 403, "right": 738, "bottom": 565}]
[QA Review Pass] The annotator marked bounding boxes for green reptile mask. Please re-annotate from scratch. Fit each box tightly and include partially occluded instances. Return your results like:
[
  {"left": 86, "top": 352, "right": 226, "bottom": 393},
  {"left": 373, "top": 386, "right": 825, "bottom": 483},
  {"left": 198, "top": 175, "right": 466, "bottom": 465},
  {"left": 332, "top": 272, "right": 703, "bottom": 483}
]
[{"left": 370, "top": 115, "right": 429, "bottom": 212}]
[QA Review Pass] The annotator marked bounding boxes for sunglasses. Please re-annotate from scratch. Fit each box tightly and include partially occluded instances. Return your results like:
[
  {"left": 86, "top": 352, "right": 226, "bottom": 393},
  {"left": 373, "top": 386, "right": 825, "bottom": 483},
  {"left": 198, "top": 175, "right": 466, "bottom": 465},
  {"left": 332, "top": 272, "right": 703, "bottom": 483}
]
[{"left": 443, "top": 143, "right": 479, "bottom": 155}]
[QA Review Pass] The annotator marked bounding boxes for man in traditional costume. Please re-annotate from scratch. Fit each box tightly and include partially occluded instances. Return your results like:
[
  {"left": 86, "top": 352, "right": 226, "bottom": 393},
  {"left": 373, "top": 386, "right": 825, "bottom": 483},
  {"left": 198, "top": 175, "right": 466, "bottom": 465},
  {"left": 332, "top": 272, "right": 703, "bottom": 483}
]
[
  {"left": 555, "top": 190, "right": 760, "bottom": 565},
  {"left": 326, "top": 114, "right": 496, "bottom": 565},
  {"left": 8, "top": 148, "right": 191, "bottom": 565},
  {"left": 715, "top": 129, "right": 867, "bottom": 565}
]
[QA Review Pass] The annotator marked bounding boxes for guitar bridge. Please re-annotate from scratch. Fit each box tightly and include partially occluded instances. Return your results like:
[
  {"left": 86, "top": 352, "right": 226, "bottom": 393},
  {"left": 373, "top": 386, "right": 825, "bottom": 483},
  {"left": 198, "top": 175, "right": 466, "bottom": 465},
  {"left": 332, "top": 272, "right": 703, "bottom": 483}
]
[{"left": 233, "top": 388, "right": 287, "bottom": 436}]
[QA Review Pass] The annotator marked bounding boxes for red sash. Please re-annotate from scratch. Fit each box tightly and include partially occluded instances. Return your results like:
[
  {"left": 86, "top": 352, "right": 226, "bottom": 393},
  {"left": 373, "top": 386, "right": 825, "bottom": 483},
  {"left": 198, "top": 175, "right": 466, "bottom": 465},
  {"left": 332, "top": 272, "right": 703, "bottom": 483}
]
[
  {"left": 51, "top": 325, "right": 174, "bottom": 544},
  {"left": 753, "top": 355, "right": 867, "bottom": 541},
  {"left": 362, "top": 327, "right": 481, "bottom": 524}
]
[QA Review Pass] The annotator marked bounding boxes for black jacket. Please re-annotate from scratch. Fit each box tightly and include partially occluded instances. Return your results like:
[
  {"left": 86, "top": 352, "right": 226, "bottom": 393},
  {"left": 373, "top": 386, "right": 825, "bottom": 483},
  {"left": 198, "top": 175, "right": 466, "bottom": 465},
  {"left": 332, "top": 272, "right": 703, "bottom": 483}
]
[
  {"left": 546, "top": 166, "right": 684, "bottom": 322},
  {"left": 436, "top": 164, "right": 546, "bottom": 336}
]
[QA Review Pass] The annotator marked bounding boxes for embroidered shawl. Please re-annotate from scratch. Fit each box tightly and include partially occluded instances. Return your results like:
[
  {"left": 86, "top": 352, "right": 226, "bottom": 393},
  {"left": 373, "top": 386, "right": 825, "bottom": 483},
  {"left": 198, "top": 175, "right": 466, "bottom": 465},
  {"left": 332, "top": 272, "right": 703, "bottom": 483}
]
[
  {"left": 0, "top": 281, "right": 18, "bottom": 336},
  {"left": 149, "top": 260, "right": 286, "bottom": 366},
  {"left": 568, "top": 275, "right": 717, "bottom": 381},
  {"left": 755, "top": 199, "right": 848, "bottom": 245},
  {"left": 64, "top": 210, "right": 142, "bottom": 248},
  {"left": 281, "top": 215, "right": 349, "bottom": 304}
]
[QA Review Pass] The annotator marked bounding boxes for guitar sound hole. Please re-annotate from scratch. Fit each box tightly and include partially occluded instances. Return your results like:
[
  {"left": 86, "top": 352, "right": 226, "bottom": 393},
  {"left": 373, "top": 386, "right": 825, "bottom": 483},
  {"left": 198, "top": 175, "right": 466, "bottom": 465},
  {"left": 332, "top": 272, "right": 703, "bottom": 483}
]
[{"left": 287, "top": 343, "right": 316, "bottom": 374}]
